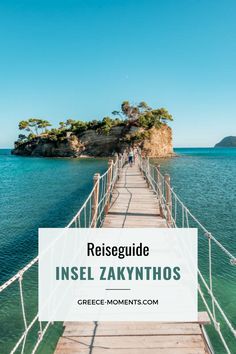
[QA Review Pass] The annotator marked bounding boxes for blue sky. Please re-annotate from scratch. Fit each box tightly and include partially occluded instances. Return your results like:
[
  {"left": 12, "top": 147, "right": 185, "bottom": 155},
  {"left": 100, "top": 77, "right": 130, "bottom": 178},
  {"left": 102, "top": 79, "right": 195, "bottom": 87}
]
[{"left": 0, "top": 0, "right": 236, "bottom": 148}]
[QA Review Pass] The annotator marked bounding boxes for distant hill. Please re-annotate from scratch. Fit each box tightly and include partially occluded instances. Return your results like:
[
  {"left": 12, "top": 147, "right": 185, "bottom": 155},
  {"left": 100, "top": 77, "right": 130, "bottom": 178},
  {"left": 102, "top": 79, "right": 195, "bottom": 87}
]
[{"left": 215, "top": 136, "right": 236, "bottom": 147}]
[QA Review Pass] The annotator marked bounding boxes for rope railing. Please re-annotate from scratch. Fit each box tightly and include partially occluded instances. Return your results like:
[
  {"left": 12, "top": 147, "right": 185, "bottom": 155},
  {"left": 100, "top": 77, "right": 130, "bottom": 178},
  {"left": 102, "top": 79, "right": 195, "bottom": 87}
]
[
  {"left": 0, "top": 152, "right": 127, "bottom": 354},
  {"left": 138, "top": 155, "right": 236, "bottom": 354},
  {"left": 67, "top": 153, "right": 127, "bottom": 229}
]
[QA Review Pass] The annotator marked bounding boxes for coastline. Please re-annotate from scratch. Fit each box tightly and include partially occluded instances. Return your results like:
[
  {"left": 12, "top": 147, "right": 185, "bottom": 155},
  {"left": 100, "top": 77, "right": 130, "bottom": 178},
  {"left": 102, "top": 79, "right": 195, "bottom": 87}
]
[{"left": 11, "top": 150, "right": 178, "bottom": 159}]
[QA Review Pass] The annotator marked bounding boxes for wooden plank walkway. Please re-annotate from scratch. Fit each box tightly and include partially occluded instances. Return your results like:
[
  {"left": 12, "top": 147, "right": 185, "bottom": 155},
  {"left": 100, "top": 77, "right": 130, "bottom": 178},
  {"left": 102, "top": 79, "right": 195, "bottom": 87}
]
[
  {"left": 103, "top": 163, "right": 167, "bottom": 228},
  {"left": 55, "top": 163, "right": 211, "bottom": 354}
]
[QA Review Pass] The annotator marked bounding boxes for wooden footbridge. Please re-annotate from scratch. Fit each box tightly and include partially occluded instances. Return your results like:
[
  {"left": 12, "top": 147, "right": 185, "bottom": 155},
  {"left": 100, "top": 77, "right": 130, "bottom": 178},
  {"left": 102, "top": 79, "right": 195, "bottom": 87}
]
[
  {"left": 103, "top": 162, "right": 167, "bottom": 229},
  {"left": 54, "top": 161, "right": 211, "bottom": 354},
  {"left": 1, "top": 154, "right": 235, "bottom": 354}
]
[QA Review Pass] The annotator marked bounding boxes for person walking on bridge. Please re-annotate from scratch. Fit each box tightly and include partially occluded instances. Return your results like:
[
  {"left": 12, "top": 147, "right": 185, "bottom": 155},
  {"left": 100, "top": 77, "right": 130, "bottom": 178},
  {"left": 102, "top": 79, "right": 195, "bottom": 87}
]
[{"left": 128, "top": 148, "right": 134, "bottom": 167}]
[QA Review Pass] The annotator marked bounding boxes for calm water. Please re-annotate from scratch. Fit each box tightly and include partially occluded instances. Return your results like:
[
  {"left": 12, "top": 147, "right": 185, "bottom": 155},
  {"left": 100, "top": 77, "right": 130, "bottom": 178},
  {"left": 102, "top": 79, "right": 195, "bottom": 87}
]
[{"left": 0, "top": 148, "right": 235, "bottom": 353}]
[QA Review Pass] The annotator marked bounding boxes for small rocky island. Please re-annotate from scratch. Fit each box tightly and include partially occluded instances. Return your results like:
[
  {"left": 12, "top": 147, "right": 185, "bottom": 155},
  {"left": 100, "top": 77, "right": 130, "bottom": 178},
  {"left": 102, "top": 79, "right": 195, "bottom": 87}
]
[
  {"left": 12, "top": 101, "right": 174, "bottom": 157},
  {"left": 215, "top": 136, "right": 236, "bottom": 148}
]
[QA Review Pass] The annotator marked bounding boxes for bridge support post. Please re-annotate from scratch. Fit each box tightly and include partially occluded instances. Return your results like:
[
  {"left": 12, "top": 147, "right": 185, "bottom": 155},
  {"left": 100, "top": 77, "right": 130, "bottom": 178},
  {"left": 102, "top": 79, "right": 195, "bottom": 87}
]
[
  {"left": 146, "top": 157, "right": 150, "bottom": 187},
  {"left": 165, "top": 174, "right": 172, "bottom": 226},
  {"left": 157, "top": 165, "right": 164, "bottom": 218},
  {"left": 118, "top": 155, "right": 122, "bottom": 179},
  {"left": 105, "top": 159, "right": 113, "bottom": 215},
  {"left": 91, "top": 173, "right": 100, "bottom": 227},
  {"left": 114, "top": 154, "right": 119, "bottom": 179}
]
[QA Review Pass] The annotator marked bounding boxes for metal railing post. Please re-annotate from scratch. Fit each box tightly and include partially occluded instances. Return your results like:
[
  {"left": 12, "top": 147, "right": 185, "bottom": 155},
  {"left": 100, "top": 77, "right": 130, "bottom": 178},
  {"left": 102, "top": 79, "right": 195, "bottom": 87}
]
[
  {"left": 146, "top": 157, "right": 150, "bottom": 187},
  {"left": 91, "top": 173, "right": 100, "bottom": 227},
  {"left": 157, "top": 165, "right": 164, "bottom": 218},
  {"left": 105, "top": 159, "right": 113, "bottom": 215},
  {"left": 118, "top": 154, "right": 122, "bottom": 179},
  {"left": 165, "top": 174, "right": 172, "bottom": 226},
  {"left": 114, "top": 154, "right": 118, "bottom": 181}
]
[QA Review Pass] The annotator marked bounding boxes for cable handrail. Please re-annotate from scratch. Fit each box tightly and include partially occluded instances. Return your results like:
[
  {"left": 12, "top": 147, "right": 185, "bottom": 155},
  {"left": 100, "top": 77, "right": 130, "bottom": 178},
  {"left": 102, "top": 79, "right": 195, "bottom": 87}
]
[
  {"left": 138, "top": 155, "right": 236, "bottom": 354},
  {"left": 0, "top": 152, "right": 127, "bottom": 354},
  {"left": 139, "top": 157, "right": 236, "bottom": 263}
]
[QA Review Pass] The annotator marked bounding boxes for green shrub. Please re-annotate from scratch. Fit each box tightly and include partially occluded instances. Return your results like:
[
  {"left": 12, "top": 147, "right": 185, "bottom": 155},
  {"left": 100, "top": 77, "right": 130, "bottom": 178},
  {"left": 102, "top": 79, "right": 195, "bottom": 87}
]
[{"left": 16, "top": 101, "right": 173, "bottom": 145}]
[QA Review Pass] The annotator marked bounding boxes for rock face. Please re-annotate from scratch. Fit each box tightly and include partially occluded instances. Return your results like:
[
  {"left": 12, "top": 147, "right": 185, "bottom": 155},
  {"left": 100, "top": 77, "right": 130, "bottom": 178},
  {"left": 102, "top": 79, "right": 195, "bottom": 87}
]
[
  {"left": 12, "top": 124, "right": 174, "bottom": 157},
  {"left": 142, "top": 125, "right": 173, "bottom": 157},
  {"left": 12, "top": 136, "right": 83, "bottom": 157},
  {"left": 79, "top": 126, "right": 126, "bottom": 156},
  {"left": 215, "top": 136, "right": 236, "bottom": 148}
]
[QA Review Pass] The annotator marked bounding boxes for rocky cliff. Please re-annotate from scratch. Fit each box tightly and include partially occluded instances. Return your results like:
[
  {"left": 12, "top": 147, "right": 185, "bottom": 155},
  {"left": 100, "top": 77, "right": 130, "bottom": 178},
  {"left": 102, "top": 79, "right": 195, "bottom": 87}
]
[
  {"left": 12, "top": 124, "right": 174, "bottom": 158},
  {"left": 142, "top": 125, "right": 173, "bottom": 157}
]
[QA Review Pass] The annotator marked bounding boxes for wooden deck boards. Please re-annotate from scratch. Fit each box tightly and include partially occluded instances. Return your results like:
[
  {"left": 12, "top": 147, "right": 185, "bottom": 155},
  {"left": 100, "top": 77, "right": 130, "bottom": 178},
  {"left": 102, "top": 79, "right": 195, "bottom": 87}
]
[
  {"left": 103, "top": 164, "right": 166, "bottom": 228},
  {"left": 54, "top": 163, "right": 211, "bottom": 354}
]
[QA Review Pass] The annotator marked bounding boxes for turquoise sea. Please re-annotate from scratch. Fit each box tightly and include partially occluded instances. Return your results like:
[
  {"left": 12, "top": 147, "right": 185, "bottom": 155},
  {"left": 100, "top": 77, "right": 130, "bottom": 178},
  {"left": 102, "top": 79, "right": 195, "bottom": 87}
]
[{"left": 0, "top": 148, "right": 235, "bottom": 353}]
